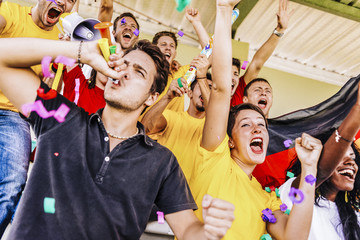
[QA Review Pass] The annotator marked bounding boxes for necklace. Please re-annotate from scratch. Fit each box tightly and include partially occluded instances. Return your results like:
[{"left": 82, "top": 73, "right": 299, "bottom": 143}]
[{"left": 106, "top": 128, "right": 139, "bottom": 140}]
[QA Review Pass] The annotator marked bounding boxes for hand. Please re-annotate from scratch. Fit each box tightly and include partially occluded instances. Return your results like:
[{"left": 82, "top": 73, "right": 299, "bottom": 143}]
[
  {"left": 185, "top": 7, "right": 201, "bottom": 23},
  {"left": 166, "top": 78, "right": 189, "bottom": 99},
  {"left": 108, "top": 43, "right": 125, "bottom": 71},
  {"left": 58, "top": 33, "right": 71, "bottom": 41},
  {"left": 202, "top": 195, "right": 235, "bottom": 239},
  {"left": 191, "top": 54, "right": 210, "bottom": 79},
  {"left": 276, "top": 0, "right": 294, "bottom": 30},
  {"left": 295, "top": 133, "right": 322, "bottom": 169},
  {"left": 171, "top": 60, "right": 182, "bottom": 73}
]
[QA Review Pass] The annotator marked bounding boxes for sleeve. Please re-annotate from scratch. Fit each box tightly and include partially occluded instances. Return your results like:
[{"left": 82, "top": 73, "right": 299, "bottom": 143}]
[
  {"left": 230, "top": 75, "right": 246, "bottom": 107},
  {"left": 0, "top": 2, "right": 15, "bottom": 34},
  {"left": 278, "top": 177, "right": 297, "bottom": 210},
  {"left": 155, "top": 152, "right": 198, "bottom": 215},
  {"left": 26, "top": 81, "right": 81, "bottom": 138}
]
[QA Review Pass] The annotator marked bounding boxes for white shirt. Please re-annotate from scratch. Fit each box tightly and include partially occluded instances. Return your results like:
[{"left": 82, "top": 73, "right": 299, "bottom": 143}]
[{"left": 279, "top": 178, "right": 360, "bottom": 240}]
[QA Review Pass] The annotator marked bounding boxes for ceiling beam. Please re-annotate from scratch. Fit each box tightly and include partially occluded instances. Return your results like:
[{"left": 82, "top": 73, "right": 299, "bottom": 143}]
[
  {"left": 231, "top": 0, "right": 259, "bottom": 38},
  {"left": 290, "top": 0, "right": 360, "bottom": 22}
]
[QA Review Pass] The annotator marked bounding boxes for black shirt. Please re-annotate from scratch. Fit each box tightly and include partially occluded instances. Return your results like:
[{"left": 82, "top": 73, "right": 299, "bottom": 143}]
[{"left": 9, "top": 82, "right": 197, "bottom": 240}]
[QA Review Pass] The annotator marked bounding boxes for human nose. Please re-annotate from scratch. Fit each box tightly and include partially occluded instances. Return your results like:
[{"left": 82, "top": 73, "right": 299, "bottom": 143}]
[
  {"left": 56, "top": 0, "right": 65, "bottom": 6},
  {"left": 253, "top": 125, "right": 262, "bottom": 134}
]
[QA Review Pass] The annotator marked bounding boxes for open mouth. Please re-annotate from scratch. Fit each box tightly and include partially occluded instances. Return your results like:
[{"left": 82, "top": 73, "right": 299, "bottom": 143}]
[
  {"left": 47, "top": 7, "right": 62, "bottom": 24},
  {"left": 258, "top": 99, "right": 267, "bottom": 109},
  {"left": 250, "top": 137, "right": 263, "bottom": 154},
  {"left": 164, "top": 52, "right": 171, "bottom": 61},
  {"left": 109, "top": 78, "right": 120, "bottom": 86},
  {"left": 338, "top": 168, "right": 356, "bottom": 180},
  {"left": 123, "top": 32, "right": 132, "bottom": 39}
]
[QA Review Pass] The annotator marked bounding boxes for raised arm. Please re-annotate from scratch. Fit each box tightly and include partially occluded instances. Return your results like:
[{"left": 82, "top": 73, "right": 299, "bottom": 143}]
[
  {"left": 243, "top": 0, "right": 292, "bottom": 84},
  {"left": 268, "top": 133, "right": 322, "bottom": 240},
  {"left": 191, "top": 54, "right": 211, "bottom": 109},
  {"left": 98, "top": 0, "right": 113, "bottom": 22},
  {"left": 201, "top": 0, "right": 236, "bottom": 151},
  {"left": 316, "top": 81, "right": 360, "bottom": 186},
  {"left": 0, "top": 38, "right": 121, "bottom": 114},
  {"left": 141, "top": 77, "right": 189, "bottom": 134},
  {"left": 185, "top": 7, "right": 210, "bottom": 49}
]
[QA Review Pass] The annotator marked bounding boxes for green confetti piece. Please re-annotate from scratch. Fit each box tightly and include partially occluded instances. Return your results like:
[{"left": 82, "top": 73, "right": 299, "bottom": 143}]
[
  {"left": 265, "top": 187, "right": 271, "bottom": 193},
  {"left": 284, "top": 209, "right": 291, "bottom": 215},
  {"left": 44, "top": 197, "right": 55, "bottom": 214},
  {"left": 31, "top": 139, "right": 37, "bottom": 152},
  {"left": 287, "top": 171, "right": 295, "bottom": 178},
  {"left": 275, "top": 188, "right": 280, "bottom": 197},
  {"left": 260, "top": 233, "right": 272, "bottom": 240}
]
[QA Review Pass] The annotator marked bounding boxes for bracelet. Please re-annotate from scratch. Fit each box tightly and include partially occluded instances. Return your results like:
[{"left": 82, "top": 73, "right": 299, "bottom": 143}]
[
  {"left": 335, "top": 128, "right": 352, "bottom": 143},
  {"left": 273, "top": 28, "right": 284, "bottom": 37},
  {"left": 196, "top": 76, "right": 207, "bottom": 79},
  {"left": 77, "top": 40, "right": 84, "bottom": 66}
]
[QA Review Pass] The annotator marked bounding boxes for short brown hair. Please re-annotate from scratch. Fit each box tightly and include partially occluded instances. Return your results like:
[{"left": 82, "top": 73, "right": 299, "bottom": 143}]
[
  {"left": 152, "top": 31, "right": 178, "bottom": 48},
  {"left": 113, "top": 12, "right": 140, "bottom": 31},
  {"left": 124, "top": 40, "right": 169, "bottom": 95}
]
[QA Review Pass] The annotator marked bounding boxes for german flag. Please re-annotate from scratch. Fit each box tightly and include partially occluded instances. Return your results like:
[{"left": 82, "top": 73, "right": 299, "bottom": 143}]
[{"left": 253, "top": 75, "right": 360, "bottom": 188}]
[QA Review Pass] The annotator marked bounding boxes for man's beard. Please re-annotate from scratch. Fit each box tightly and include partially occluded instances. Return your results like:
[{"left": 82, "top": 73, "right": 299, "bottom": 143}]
[{"left": 196, "top": 105, "right": 205, "bottom": 112}]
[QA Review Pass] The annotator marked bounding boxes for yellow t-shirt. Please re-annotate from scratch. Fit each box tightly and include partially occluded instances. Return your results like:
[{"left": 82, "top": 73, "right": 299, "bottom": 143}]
[
  {"left": 192, "top": 136, "right": 282, "bottom": 239},
  {"left": 157, "top": 110, "right": 205, "bottom": 182},
  {"left": 139, "top": 65, "right": 190, "bottom": 121},
  {"left": 0, "top": 1, "right": 66, "bottom": 112}
]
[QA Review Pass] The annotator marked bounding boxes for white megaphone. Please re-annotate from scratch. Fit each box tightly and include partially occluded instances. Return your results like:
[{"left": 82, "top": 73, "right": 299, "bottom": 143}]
[{"left": 62, "top": 12, "right": 101, "bottom": 41}]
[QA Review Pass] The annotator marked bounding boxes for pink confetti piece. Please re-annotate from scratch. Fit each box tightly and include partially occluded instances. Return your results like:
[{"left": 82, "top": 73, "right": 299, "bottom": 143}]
[
  {"left": 37, "top": 87, "right": 57, "bottom": 100},
  {"left": 156, "top": 211, "right": 164, "bottom": 224},
  {"left": 177, "top": 30, "right": 184, "bottom": 37},
  {"left": 54, "top": 55, "right": 76, "bottom": 67},
  {"left": 54, "top": 152, "right": 59, "bottom": 157},
  {"left": 47, "top": 0, "right": 57, "bottom": 5},
  {"left": 289, "top": 187, "right": 304, "bottom": 204},
  {"left": 241, "top": 60, "right": 248, "bottom": 70},
  {"left": 280, "top": 203, "right": 287, "bottom": 211},
  {"left": 21, "top": 100, "right": 70, "bottom": 123},
  {"left": 283, "top": 139, "right": 292, "bottom": 148},
  {"left": 305, "top": 174, "right": 316, "bottom": 186},
  {"left": 261, "top": 208, "right": 276, "bottom": 223},
  {"left": 74, "top": 78, "right": 80, "bottom": 105},
  {"left": 121, "top": 18, "right": 126, "bottom": 24},
  {"left": 133, "top": 29, "right": 139, "bottom": 36},
  {"left": 41, "top": 56, "right": 54, "bottom": 78}
]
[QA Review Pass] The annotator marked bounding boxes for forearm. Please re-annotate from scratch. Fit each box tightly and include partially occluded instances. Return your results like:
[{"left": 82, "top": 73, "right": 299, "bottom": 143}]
[
  {"left": 198, "top": 77, "right": 210, "bottom": 110},
  {"left": 192, "top": 21, "right": 210, "bottom": 49},
  {"left": 180, "top": 222, "right": 207, "bottom": 240},
  {"left": 317, "top": 104, "right": 360, "bottom": 185},
  {"left": 98, "top": 0, "right": 113, "bottom": 22},
  {"left": 141, "top": 96, "right": 171, "bottom": 134}
]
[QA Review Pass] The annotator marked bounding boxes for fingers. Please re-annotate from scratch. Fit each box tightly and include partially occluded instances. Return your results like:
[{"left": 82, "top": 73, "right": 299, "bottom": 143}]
[{"left": 202, "top": 195, "right": 235, "bottom": 239}]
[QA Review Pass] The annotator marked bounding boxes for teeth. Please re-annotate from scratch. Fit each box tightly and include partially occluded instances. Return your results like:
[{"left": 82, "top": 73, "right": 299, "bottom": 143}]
[
  {"left": 110, "top": 78, "right": 119, "bottom": 85},
  {"left": 251, "top": 138, "right": 262, "bottom": 143},
  {"left": 338, "top": 169, "right": 354, "bottom": 177},
  {"left": 123, "top": 33, "right": 131, "bottom": 37},
  {"left": 165, "top": 53, "right": 171, "bottom": 57}
]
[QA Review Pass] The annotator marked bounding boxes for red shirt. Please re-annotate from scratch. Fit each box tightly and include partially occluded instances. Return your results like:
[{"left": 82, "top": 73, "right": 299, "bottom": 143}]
[
  {"left": 63, "top": 66, "right": 105, "bottom": 114},
  {"left": 230, "top": 75, "right": 246, "bottom": 107}
]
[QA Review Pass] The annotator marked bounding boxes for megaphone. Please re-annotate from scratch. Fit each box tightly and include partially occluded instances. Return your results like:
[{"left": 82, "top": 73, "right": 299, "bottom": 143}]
[{"left": 62, "top": 12, "right": 101, "bottom": 41}]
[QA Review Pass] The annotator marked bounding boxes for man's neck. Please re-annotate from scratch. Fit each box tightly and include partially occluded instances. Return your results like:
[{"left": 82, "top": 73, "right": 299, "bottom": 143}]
[
  {"left": 31, "top": 6, "right": 54, "bottom": 31},
  {"left": 187, "top": 104, "right": 205, "bottom": 119}
]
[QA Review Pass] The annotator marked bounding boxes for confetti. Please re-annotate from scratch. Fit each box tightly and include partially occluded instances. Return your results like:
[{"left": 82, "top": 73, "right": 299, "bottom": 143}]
[
  {"left": 275, "top": 188, "right": 280, "bottom": 197},
  {"left": 133, "top": 29, "right": 139, "bottom": 36},
  {"left": 54, "top": 152, "right": 59, "bottom": 157},
  {"left": 260, "top": 234, "right": 272, "bottom": 240},
  {"left": 47, "top": 0, "right": 57, "bottom": 5},
  {"left": 284, "top": 209, "right": 291, "bottom": 215},
  {"left": 156, "top": 211, "right": 164, "bottom": 224},
  {"left": 305, "top": 174, "right": 316, "bottom": 186},
  {"left": 241, "top": 60, "right": 248, "bottom": 70},
  {"left": 74, "top": 78, "right": 80, "bottom": 105},
  {"left": 265, "top": 187, "right": 271, "bottom": 193},
  {"left": 21, "top": 100, "right": 70, "bottom": 123},
  {"left": 37, "top": 87, "right": 57, "bottom": 100},
  {"left": 280, "top": 203, "right": 287, "bottom": 211},
  {"left": 120, "top": 18, "right": 126, "bottom": 24},
  {"left": 283, "top": 139, "right": 292, "bottom": 148},
  {"left": 31, "top": 139, "right": 37, "bottom": 152},
  {"left": 177, "top": 78, "right": 183, "bottom": 88},
  {"left": 41, "top": 56, "right": 54, "bottom": 78},
  {"left": 287, "top": 171, "right": 295, "bottom": 178},
  {"left": 289, "top": 187, "right": 304, "bottom": 204},
  {"left": 177, "top": 30, "right": 184, "bottom": 37},
  {"left": 44, "top": 197, "right": 55, "bottom": 214},
  {"left": 261, "top": 208, "right": 277, "bottom": 223},
  {"left": 54, "top": 55, "right": 76, "bottom": 67}
]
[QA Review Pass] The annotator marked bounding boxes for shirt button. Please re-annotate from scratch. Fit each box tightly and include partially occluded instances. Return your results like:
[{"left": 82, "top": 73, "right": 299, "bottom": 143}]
[
  {"left": 104, "top": 156, "right": 110, "bottom": 162},
  {"left": 104, "top": 137, "right": 109, "bottom": 141}
]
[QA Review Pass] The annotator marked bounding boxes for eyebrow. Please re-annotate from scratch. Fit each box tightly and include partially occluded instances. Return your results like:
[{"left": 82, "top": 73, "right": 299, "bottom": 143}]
[{"left": 133, "top": 63, "right": 147, "bottom": 76}]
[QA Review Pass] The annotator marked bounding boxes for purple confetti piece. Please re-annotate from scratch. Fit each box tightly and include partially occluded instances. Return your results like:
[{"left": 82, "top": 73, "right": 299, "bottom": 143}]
[
  {"left": 121, "top": 18, "right": 126, "bottom": 24},
  {"left": 156, "top": 211, "right": 164, "bottom": 224},
  {"left": 177, "top": 30, "right": 184, "bottom": 37},
  {"left": 47, "top": 0, "right": 57, "bottom": 5},
  {"left": 289, "top": 187, "right": 305, "bottom": 204},
  {"left": 280, "top": 203, "right": 288, "bottom": 212},
  {"left": 305, "top": 174, "right": 316, "bottom": 186},
  {"left": 74, "top": 78, "right": 80, "bottom": 105},
  {"left": 241, "top": 60, "right": 248, "bottom": 70},
  {"left": 283, "top": 139, "right": 292, "bottom": 148},
  {"left": 41, "top": 56, "right": 54, "bottom": 78},
  {"left": 261, "top": 208, "right": 277, "bottom": 223},
  {"left": 133, "top": 29, "right": 139, "bottom": 36},
  {"left": 54, "top": 55, "right": 76, "bottom": 67},
  {"left": 53, "top": 104, "right": 70, "bottom": 123}
]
